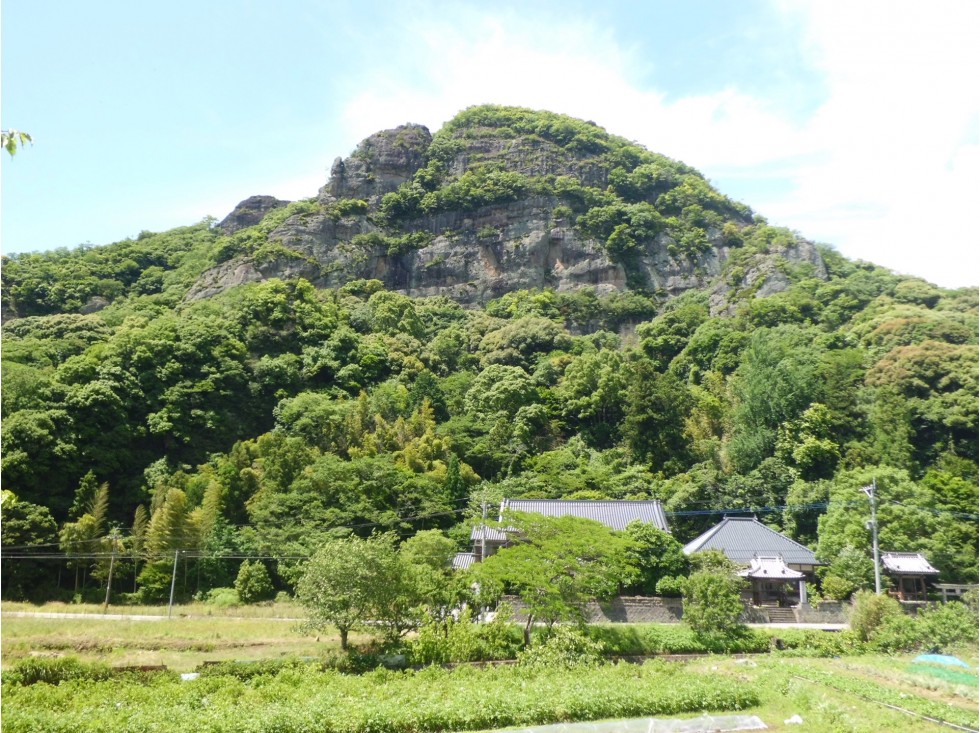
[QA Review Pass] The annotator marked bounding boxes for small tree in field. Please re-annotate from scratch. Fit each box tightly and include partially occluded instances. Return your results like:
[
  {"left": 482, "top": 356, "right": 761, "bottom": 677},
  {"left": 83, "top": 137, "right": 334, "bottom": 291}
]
[
  {"left": 682, "top": 570, "right": 747, "bottom": 643},
  {"left": 235, "top": 560, "right": 274, "bottom": 604},
  {"left": 399, "top": 529, "right": 466, "bottom": 621},
  {"left": 296, "top": 534, "right": 400, "bottom": 650}
]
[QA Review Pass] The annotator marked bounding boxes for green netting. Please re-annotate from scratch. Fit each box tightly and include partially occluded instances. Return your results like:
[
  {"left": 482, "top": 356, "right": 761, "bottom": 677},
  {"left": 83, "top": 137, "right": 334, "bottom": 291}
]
[{"left": 908, "top": 664, "right": 979, "bottom": 686}]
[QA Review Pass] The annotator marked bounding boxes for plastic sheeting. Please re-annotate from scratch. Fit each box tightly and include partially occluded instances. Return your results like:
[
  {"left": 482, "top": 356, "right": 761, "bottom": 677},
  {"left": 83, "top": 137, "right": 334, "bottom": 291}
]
[{"left": 504, "top": 714, "right": 767, "bottom": 732}]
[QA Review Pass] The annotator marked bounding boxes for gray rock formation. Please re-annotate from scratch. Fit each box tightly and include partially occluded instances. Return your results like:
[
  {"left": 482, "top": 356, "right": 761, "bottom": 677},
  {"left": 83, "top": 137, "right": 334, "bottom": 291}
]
[
  {"left": 217, "top": 195, "right": 291, "bottom": 235},
  {"left": 190, "top": 121, "right": 828, "bottom": 311},
  {"left": 319, "top": 124, "right": 432, "bottom": 204},
  {"left": 708, "top": 238, "right": 828, "bottom": 317}
]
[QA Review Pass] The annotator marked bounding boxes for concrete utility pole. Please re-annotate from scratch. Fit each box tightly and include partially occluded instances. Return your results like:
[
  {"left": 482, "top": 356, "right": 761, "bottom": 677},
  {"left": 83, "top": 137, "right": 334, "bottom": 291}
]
[
  {"left": 102, "top": 529, "right": 120, "bottom": 612},
  {"left": 862, "top": 479, "right": 882, "bottom": 594},
  {"left": 167, "top": 550, "right": 180, "bottom": 618}
]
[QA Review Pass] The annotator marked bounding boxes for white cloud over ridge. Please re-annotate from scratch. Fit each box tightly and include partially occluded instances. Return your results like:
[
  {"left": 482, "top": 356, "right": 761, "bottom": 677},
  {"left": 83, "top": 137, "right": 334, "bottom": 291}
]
[{"left": 340, "top": 2, "right": 979, "bottom": 288}]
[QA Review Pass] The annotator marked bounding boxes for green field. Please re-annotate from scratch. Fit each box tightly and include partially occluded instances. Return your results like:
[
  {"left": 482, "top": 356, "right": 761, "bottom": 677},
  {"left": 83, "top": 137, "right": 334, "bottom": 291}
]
[{"left": 2, "top": 606, "right": 977, "bottom": 733}]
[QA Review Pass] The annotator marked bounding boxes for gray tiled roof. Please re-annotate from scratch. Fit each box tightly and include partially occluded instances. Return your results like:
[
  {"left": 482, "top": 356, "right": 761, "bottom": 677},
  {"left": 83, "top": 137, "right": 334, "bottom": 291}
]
[
  {"left": 682, "top": 517, "right": 819, "bottom": 566},
  {"left": 500, "top": 499, "right": 670, "bottom": 533},
  {"left": 452, "top": 552, "right": 477, "bottom": 570},
  {"left": 469, "top": 526, "right": 509, "bottom": 542},
  {"left": 881, "top": 552, "right": 940, "bottom": 575}
]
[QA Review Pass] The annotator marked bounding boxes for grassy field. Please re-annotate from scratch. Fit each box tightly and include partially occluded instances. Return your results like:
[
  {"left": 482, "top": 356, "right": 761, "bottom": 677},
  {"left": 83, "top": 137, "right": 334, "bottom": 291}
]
[
  {"left": 1, "top": 601, "right": 352, "bottom": 670},
  {"left": 2, "top": 604, "right": 977, "bottom": 732}
]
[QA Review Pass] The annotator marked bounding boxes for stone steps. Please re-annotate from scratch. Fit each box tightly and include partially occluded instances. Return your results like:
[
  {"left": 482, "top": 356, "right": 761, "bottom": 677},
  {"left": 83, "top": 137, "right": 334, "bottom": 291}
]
[{"left": 767, "top": 608, "right": 798, "bottom": 623}]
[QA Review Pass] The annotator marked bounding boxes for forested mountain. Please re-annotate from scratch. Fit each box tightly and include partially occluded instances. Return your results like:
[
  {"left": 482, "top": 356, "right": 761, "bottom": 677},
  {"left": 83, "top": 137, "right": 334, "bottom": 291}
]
[{"left": 2, "top": 105, "right": 976, "bottom": 602}]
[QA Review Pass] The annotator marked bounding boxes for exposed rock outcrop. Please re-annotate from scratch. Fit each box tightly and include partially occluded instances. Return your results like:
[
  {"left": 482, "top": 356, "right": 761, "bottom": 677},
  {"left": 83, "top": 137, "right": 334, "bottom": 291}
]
[
  {"left": 217, "top": 195, "right": 291, "bottom": 235},
  {"left": 319, "top": 124, "right": 432, "bottom": 204},
  {"left": 708, "top": 239, "right": 828, "bottom": 317},
  {"left": 191, "top": 113, "right": 829, "bottom": 311}
]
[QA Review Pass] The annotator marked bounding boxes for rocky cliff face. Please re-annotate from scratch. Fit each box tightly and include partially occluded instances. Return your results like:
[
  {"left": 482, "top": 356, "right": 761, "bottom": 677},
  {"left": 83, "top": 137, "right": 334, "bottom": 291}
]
[
  {"left": 322, "top": 124, "right": 432, "bottom": 203},
  {"left": 188, "top": 110, "right": 827, "bottom": 313}
]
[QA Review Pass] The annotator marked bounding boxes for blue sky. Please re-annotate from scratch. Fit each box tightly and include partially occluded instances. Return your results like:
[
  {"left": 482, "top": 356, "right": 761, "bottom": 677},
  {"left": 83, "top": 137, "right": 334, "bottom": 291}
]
[{"left": 3, "top": 0, "right": 977, "bottom": 288}]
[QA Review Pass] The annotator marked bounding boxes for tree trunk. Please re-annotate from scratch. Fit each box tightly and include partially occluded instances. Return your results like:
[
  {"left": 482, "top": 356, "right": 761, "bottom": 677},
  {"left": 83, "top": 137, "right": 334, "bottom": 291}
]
[
  {"left": 523, "top": 614, "right": 534, "bottom": 648},
  {"left": 339, "top": 627, "right": 349, "bottom": 651}
]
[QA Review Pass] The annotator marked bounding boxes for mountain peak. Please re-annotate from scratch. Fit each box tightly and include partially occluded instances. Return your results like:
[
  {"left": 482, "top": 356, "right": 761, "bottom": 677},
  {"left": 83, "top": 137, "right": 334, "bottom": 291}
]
[{"left": 197, "top": 106, "right": 824, "bottom": 312}]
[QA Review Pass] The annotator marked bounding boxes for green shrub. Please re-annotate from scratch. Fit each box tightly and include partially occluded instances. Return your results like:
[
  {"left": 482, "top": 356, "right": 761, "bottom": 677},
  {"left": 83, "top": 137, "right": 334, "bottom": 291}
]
[
  {"left": 584, "top": 623, "right": 865, "bottom": 658},
  {"left": 408, "top": 607, "right": 522, "bottom": 665},
  {"left": 2, "top": 657, "right": 112, "bottom": 686},
  {"left": 351, "top": 230, "right": 433, "bottom": 256},
  {"left": 552, "top": 205, "right": 574, "bottom": 221},
  {"left": 822, "top": 546, "right": 874, "bottom": 595},
  {"left": 476, "top": 226, "right": 499, "bottom": 239},
  {"left": 197, "top": 658, "right": 317, "bottom": 681},
  {"left": 234, "top": 560, "right": 275, "bottom": 604},
  {"left": 961, "top": 588, "right": 979, "bottom": 617},
  {"left": 330, "top": 199, "right": 369, "bottom": 219},
  {"left": 205, "top": 587, "right": 240, "bottom": 608},
  {"left": 135, "top": 560, "right": 175, "bottom": 604},
  {"left": 872, "top": 612, "right": 920, "bottom": 652},
  {"left": 820, "top": 574, "right": 857, "bottom": 601},
  {"left": 682, "top": 570, "right": 747, "bottom": 643},
  {"left": 318, "top": 648, "right": 385, "bottom": 674},
  {"left": 581, "top": 623, "right": 772, "bottom": 656},
  {"left": 769, "top": 628, "right": 864, "bottom": 657},
  {"left": 655, "top": 576, "right": 686, "bottom": 597},
  {"left": 786, "top": 599, "right": 975, "bottom": 655},
  {"left": 849, "top": 590, "right": 904, "bottom": 643},
  {"left": 517, "top": 626, "right": 605, "bottom": 670},
  {"left": 906, "top": 601, "right": 978, "bottom": 651}
]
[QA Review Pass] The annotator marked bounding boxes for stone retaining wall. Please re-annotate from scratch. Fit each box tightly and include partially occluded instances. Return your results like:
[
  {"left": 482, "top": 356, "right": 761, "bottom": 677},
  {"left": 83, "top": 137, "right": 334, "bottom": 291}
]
[
  {"left": 796, "top": 601, "right": 848, "bottom": 623},
  {"left": 502, "top": 595, "right": 683, "bottom": 624},
  {"left": 501, "top": 596, "right": 851, "bottom": 625}
]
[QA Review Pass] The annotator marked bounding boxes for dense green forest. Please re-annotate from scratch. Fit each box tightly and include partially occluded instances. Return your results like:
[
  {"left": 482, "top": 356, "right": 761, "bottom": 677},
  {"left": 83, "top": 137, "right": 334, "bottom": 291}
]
[{"left": 1, "top": 106, "right": 977, "bottom": 603}]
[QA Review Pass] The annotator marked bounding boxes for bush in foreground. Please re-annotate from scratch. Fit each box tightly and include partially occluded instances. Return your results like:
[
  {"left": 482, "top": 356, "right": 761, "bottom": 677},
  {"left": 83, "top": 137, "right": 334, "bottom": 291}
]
[
  {"left": 2, "top": 657, "right": 113, "bottom": 686},
  {"left": 849, "top": 591, "right": 903, "bottom": 643},
  {"left": 408, "top": 607, "right": 522, "bottom": 665},
  {"left": 517, "top": 626, "right": 605, "bottom": 669},
  {"left": 682, "top": 570, "right": 748, "bottom": 646}
]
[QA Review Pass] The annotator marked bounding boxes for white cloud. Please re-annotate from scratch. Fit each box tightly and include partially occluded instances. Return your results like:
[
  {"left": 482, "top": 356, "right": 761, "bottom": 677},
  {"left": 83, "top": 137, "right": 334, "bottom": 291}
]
[
  {"left": 762, "top": 0, "right": 980, "bottom": 285},
  {"left": 341, "top": 11, "right": 811, "bottom": 172},
  {"left": 337, "top": 2, "right": 979, "bottom": 287}
]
